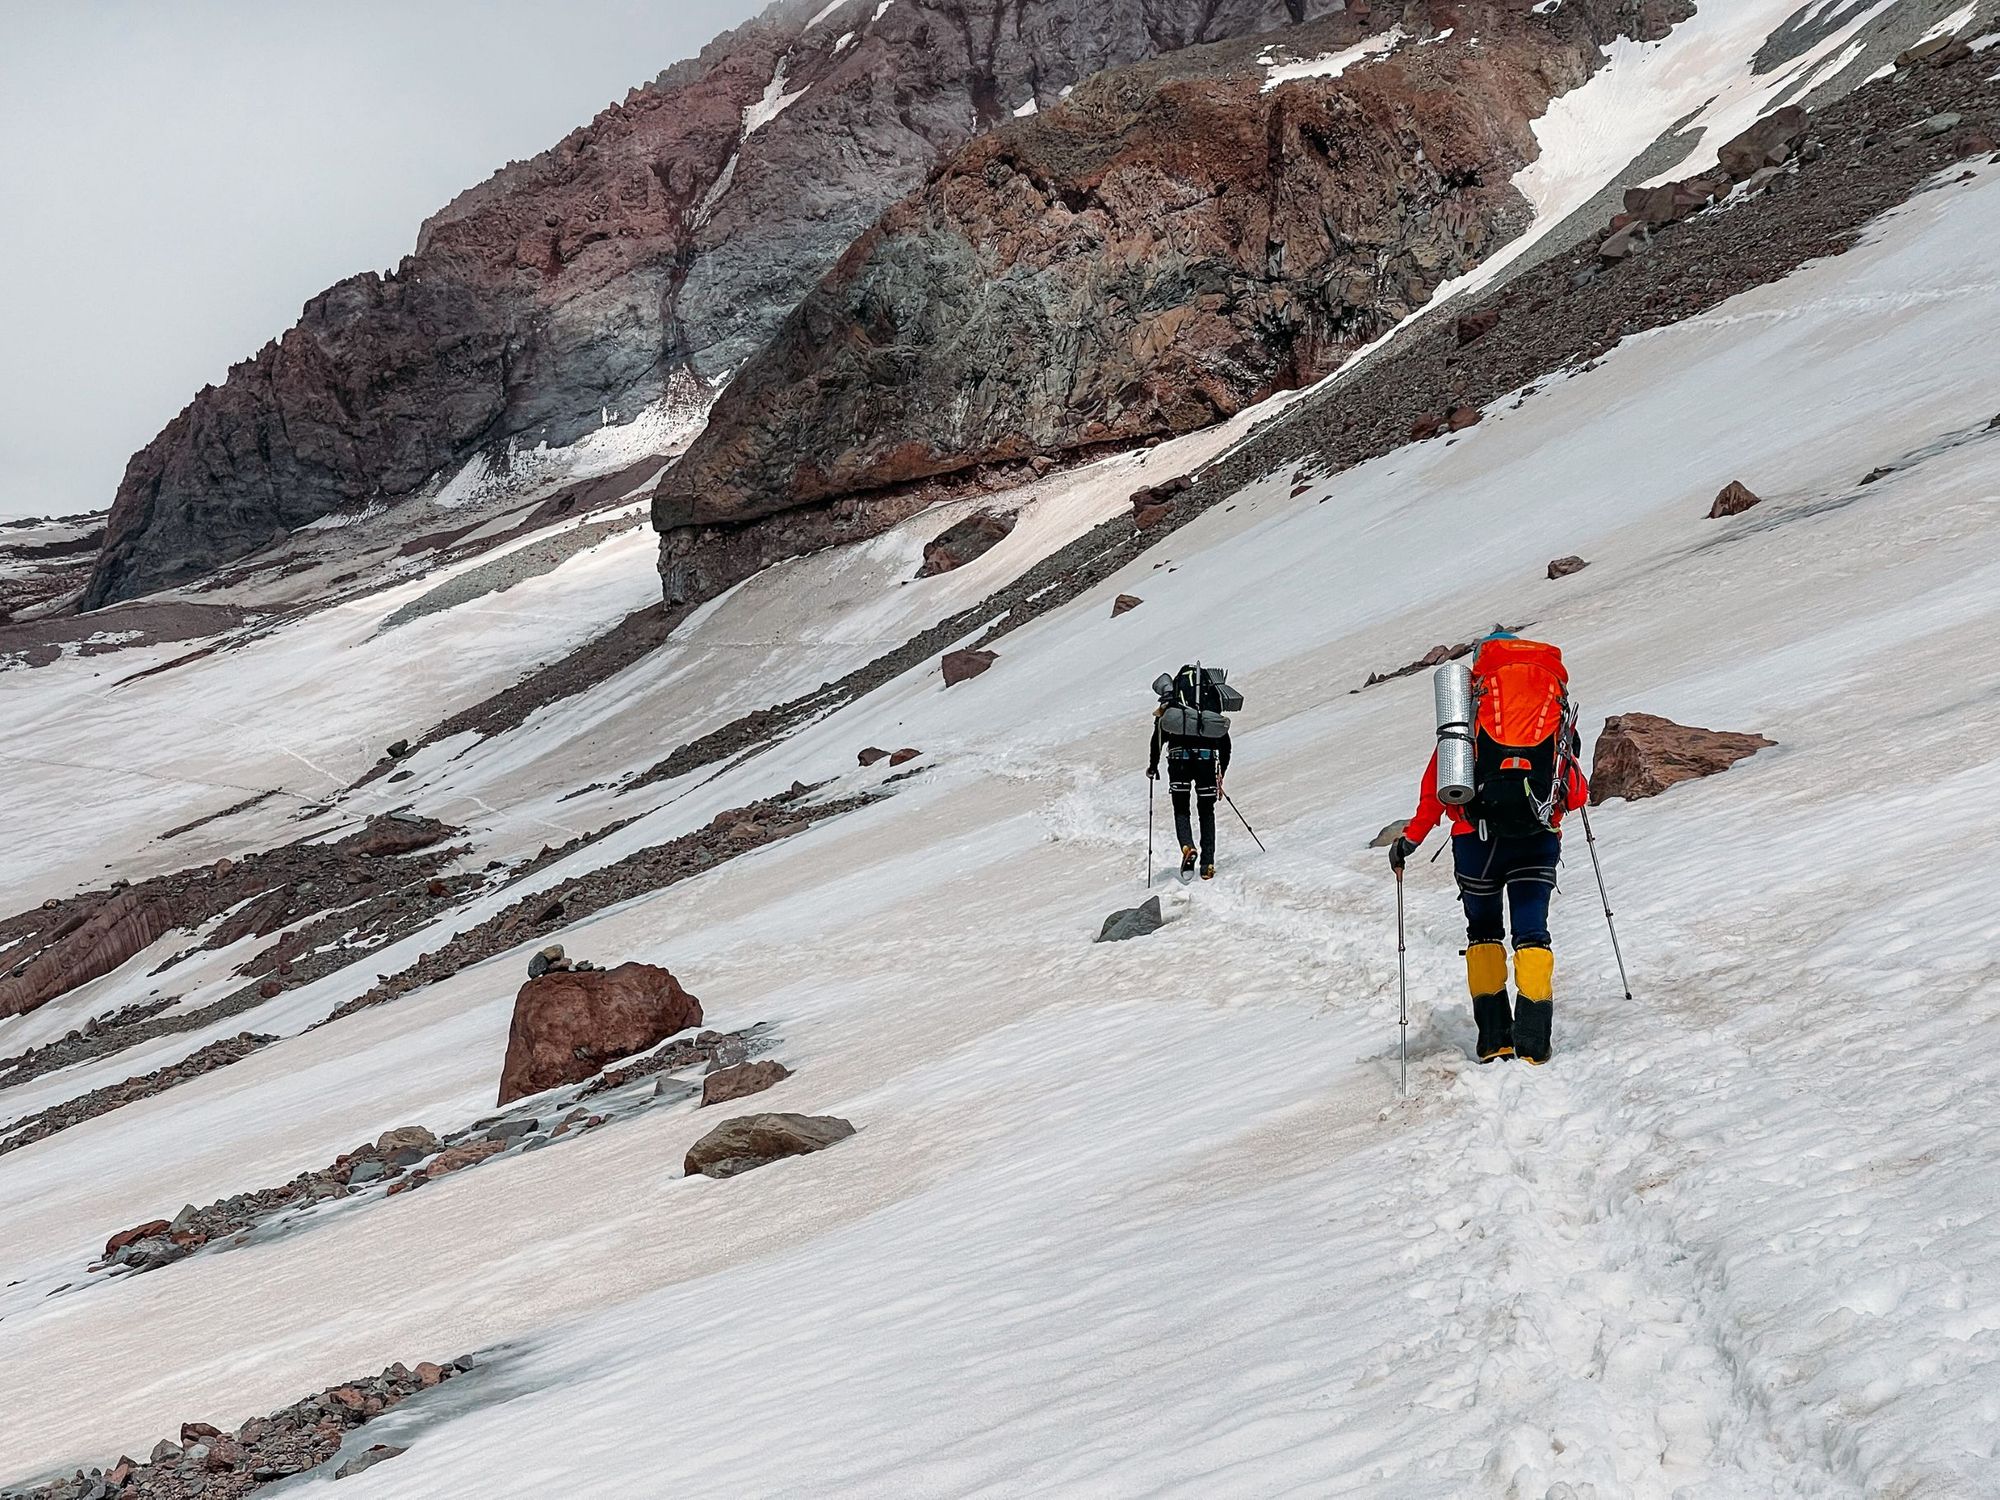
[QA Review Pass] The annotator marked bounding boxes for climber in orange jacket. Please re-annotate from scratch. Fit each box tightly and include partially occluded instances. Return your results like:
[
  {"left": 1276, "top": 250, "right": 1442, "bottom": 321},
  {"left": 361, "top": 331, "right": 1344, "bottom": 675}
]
[{"left": 1388, "top": 633, "right": 1589, "bottom": 1064}]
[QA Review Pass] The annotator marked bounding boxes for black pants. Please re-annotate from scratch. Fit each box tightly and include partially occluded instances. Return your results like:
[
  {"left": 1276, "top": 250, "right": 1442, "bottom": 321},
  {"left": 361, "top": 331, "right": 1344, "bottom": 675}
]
[
  {"left": 1168, "top": 747, "right": 1218, "bottom": 862},
  {"left": 1452, "top": 829, "right": 1560, "bottom": 948}
]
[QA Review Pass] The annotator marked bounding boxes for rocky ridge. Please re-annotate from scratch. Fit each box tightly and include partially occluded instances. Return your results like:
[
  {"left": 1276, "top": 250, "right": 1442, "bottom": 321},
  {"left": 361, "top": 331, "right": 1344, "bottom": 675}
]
[
  {"left": 0, "top": 1033, "right": 278, "bottom": 1159},
  {"left": 650, "top": 0, "right": 1687, "bottom": 607},
  {"left": 83, "top": 1023, "right": 764, "bottom": 1284},
  {"left": 318, "top": 786, "right": 870, "bottom": 1026},
  {"left": 83, "top": 0, "right": 1351, "bottom": 608},
  {"left": 0, "top": 814, "right": 461, "bottom": 1025},
  {"left": 0, "top": 789, "right": 854, "bottom": 1161},
  {"left": 0, "top": 1359, "right": 470, "bottom": 1499}
]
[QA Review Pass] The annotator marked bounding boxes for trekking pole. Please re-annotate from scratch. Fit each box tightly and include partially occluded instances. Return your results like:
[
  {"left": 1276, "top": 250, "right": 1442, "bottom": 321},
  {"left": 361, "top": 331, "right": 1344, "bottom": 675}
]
[
  {"left": 1395, "top": 866, "right": 1409, "bottom": 1098},
  {"left": 1575, "top": 804, "right": 1633, "bottom": 1000},
  {"left": 1146, "top": 778, "right": 1156, "bottom": 888},
  {"left": 1221, "top": 789, "right": 1267, "bottom": 852}
]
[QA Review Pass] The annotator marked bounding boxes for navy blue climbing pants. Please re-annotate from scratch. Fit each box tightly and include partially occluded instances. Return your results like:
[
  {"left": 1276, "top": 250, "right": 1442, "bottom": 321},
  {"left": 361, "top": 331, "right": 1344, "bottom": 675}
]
[
  {"left": 1168, "top": 747, "right": 1218, "bottom": 863},
  {"left": 1452, "top": 829, "right": 1561, "bottom": 949}
]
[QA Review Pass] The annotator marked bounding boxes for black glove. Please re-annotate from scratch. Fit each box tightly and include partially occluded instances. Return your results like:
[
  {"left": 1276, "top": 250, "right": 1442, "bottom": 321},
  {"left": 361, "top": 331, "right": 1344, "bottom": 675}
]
[
  {"left": 1388, "top": 835, "right": 1419, "bottom": 872},
  {"left": 1147, "top": 766, "right": 1160, "bottom": 780}
]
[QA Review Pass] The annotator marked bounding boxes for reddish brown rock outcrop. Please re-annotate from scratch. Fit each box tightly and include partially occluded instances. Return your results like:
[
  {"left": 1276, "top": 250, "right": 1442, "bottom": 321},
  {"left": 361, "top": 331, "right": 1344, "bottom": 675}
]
[
  {"left": 653, "top": 4, "right": 1675, "bottom": 607},
  {"left": 1112, "top": 593, "right": 1144, "bottom": 616},
  {"left": 340, "top": 815, "right": 454, "bottom": 860},
  {"left": 1589, "top": 713, "right": 1775, "bottom": 803},
  {"left": 105, "top": 1219, "right": 173, "bottom": 1258},
  {"left": 1547, "top": 555, "right": 1589, "bottom": 579},
  {"left": 0, "top": 888, "right": 181, "bottom": 1021},
  {"left": 497, "top": 962, "right": 702, "bottom": 1105},
  {"left": 941, "top": 648, "right": 997, "bottom": 686},
  {"left": 0, "top": 813, "right": 461, "bottom": 1025},
  {"left": 701, "top": 1059, "right": 793, "bottom": 1107},
  {"left": 1717, "top": 105, "right": 1808, "bottom": 181}
]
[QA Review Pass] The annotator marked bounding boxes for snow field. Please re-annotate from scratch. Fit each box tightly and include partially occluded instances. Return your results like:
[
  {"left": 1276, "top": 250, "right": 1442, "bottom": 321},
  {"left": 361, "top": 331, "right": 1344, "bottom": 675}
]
[{"left": 5, "top": 101, "right": 2000, "bottom": 1500}]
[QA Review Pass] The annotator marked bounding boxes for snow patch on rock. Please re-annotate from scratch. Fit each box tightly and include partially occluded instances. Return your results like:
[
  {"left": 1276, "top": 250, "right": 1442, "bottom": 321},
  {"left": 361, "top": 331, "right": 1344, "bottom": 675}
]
[
  {"left": 1260, "top": 27, "right": 1404, "bottom": 91},
  {"left": 743, "top": 61, "right": 808, "bottom": 137}
]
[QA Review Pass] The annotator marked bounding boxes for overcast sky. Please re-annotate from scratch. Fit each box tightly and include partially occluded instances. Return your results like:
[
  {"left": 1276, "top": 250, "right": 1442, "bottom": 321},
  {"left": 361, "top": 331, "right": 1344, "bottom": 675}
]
[{"left": 0, "top": 0, "right": 765, "bottom": 521}]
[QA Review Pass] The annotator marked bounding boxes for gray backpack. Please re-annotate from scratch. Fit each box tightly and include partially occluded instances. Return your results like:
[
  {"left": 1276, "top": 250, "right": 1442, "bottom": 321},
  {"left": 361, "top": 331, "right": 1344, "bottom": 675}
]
[{"left": 1153, "top": 665, "right": 1242, "bottom": 741}]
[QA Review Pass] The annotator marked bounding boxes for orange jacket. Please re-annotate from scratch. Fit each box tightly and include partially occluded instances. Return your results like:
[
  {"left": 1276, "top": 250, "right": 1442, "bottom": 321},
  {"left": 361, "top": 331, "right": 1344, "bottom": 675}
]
[{"left": 1401, "top": 748, "right": 1590, "bottom": 843}]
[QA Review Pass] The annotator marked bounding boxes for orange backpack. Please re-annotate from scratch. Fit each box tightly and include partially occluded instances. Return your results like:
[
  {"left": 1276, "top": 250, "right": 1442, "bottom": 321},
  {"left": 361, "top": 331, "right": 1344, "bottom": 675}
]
[{"left": 1469, "top": 638, "right": 1577, "bottom": 837}]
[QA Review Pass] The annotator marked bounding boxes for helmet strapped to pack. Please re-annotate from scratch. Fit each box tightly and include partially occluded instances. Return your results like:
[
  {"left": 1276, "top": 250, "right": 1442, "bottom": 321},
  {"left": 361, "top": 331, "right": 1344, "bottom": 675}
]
[
  {"left": 1151, "top": 663, "right": 1242, "bottom": 742},
  {"left": 1465, "top": 638, "right": 1577, "bottom": 838}
]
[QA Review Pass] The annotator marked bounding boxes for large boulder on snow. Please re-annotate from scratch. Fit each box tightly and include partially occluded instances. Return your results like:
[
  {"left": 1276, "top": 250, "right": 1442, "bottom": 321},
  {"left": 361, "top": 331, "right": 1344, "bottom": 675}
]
[
  {"left": 496, "top": 962, "right": 702, "bottom": 1105},
  {"left": 942, "top": 648, "right": 998, "bottom": 686},
  {"left": 1589, "top": 714, "right": 1775, "bottom": 804},
  {"left": 684, "top": 1112, "right": 854, "bottom": 1179}
]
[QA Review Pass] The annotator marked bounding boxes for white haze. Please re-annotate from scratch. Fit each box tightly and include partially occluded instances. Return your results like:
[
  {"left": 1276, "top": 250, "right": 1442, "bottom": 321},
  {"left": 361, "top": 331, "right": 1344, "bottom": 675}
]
[{"left": 0, "top": 0, "right": 765, "bottom": 523}]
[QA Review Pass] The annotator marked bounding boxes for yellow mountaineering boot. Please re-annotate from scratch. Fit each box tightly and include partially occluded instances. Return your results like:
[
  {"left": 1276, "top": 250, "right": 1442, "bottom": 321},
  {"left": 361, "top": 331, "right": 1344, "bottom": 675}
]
[
  {"left": 1512, "top": 945, "right": 1554, "bottom": 1064},
  {"left": 1466, "top": 941, "right": 1512, "bottom": 1062}
]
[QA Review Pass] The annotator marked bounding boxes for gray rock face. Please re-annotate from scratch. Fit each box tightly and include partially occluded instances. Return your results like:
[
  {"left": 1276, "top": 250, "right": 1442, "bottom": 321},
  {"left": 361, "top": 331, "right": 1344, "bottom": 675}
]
[
  {"left": 1097, "top": 896, "right": 1165, "bottom": 943},
  {"left": 83, "top": 0, "right": 1344, "bottom": 606},
  {"left": 336, "top": 1444, "right": 408, "bottom": 1480}
]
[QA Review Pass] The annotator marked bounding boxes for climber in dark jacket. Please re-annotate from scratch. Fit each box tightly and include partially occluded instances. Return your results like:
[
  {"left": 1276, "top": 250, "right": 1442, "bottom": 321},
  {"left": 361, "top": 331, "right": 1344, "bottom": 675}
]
[{"left": 1148, "top": 698, "right": 1232, "bottom": 881}]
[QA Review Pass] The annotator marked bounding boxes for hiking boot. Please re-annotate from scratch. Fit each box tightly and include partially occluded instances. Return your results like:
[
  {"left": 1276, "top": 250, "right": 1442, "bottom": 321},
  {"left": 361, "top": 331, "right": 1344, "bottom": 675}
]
[
  {"left": 1472, "top": 992, "right": 1514, "bottom": 1063},
  {"left": 1512, "top": 999, "right": 1553, "bottom": 1064},
  {"left": 1179, "top": 845, "right": 1197, "bottom": 880},
  {"left": 1201, "top": 863, "right": 1216, "bottom": 880}
]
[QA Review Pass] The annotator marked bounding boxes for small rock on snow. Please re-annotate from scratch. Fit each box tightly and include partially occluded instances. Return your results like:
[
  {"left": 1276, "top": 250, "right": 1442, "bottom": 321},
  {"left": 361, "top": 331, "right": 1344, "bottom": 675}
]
[
  {"left": 1707, "top": 480, "right": 1762, "bottom": 518},
  {"left": 684, "top": 1112, "right": 856, "bottom": 1179},
  {"left": 1097, "top": 896, "right": 1164, "bottom": 943},
  {"left": 335, "top": 1443, "right": 408, "bottom": 1479},
  {"left": 701, "top": 1059, "right": 793, "bottom": 1107}
]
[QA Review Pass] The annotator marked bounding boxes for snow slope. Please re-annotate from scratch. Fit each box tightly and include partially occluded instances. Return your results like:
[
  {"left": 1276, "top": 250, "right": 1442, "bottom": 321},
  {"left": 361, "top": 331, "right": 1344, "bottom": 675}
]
[{"left": 5, "top": 132, "right": 2000, "bottom": 1500}]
